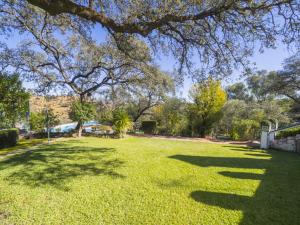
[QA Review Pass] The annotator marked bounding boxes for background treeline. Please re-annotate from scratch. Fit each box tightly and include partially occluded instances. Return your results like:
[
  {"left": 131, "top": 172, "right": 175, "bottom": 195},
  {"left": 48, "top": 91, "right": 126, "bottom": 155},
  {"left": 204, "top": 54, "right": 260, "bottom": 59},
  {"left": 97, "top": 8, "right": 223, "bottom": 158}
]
[
  {"left": 0, "top": 54, "right": 299, "bottom": 141},
  {"left": 94, "top": 54, "right": 299, "bottom": 140}
]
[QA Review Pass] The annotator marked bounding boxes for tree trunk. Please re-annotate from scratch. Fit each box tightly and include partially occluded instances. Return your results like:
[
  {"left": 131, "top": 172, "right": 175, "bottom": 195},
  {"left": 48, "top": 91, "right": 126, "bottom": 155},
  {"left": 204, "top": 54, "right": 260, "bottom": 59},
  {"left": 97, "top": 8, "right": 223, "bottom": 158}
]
[
  {"left": 76, "top": 120, "right": 83, "bottom": 138},
  {"left": 78, "top": 125, "right": 83, "bottom": 138}
]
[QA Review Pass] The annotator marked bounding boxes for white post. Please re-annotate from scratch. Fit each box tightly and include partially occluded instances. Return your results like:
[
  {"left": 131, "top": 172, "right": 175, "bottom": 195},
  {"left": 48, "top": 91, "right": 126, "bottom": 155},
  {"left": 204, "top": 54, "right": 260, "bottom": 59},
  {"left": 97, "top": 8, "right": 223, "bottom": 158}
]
[
  {"left": 260, "top": 131, "right": 269, "bottom": 149},
  {"left": 260, "top": 122, "right": 272, "bottom": 149}
]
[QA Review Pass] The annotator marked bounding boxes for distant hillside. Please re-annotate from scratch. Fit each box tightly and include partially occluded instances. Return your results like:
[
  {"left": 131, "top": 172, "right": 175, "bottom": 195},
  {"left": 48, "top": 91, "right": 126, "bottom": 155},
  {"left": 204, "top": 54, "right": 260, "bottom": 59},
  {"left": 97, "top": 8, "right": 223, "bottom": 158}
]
[{"left": 30, "top": 96, "right": 75, "bottom": 124}]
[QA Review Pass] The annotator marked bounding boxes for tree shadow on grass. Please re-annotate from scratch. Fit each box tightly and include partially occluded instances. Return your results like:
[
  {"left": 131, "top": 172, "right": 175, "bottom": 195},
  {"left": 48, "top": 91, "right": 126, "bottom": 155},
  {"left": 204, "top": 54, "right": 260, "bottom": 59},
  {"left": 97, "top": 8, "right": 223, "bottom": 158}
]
[
  {"left": 0, "top": 143, "right": 125, "bottom": 191},
  {"left": 169, "top": 155, "right": 269, "bottom": 169},
  {"left": 244, "top": 153, "right": 271, "bottom": 157},
  {"left": 218, "top": 171, "right": 263, "bottom": 180},
  {"left": 169, "top": 149, "right": 300, "bottom": 225}
]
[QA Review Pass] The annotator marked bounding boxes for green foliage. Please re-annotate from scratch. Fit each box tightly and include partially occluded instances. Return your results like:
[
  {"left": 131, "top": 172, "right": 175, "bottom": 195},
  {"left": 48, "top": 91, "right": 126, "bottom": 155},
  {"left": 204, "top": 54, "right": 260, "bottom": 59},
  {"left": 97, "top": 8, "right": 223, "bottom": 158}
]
[
  {"left": 0, "top": 128, "right": 19, "bottom": 149},
  {"left": 246, "top": 70, "right": 275, "bottom": 101},
  {"left": 95, "top": 100, "right": 114, "bottom": 123},
  {"left": 276, "top": 127, "right": 300, "bottom": 139},
  {"left": 29, "top": 112, "right": 45, "bottom": 132},
  {"left": 152, "top": 97, "right": 188, "bottom": 136},
  {"left": 268, "top": 54, "right": 300, "bottom": 104},
  {"left": 226, "top": 82, "right": 251, "bottom": 101},
  {"left": 112, "top": 109, "right": 132, "bottom": 138},
  {"left": 188, "top": 78, "right": 227, "bottom": 137},
  {"left": 230, "top": 130, "right": 240, "bottom": 141},
  {"left": 141, "top": 120, "right": 157, "bottom": 134},
  {"left": 231, "top": 119, "right": 260, "bottom": 140},
  {"left": 217, "top": 99, "right": 291, "bottom": 140},
  {"left": 29, "top": 109, "right": 60, "bottom": 133},
  {"left": 69, "top": 101, "right": 96, "bottom": 123},
  {"left": 0, "top": 72, "right": 30, "bottom": 128}
]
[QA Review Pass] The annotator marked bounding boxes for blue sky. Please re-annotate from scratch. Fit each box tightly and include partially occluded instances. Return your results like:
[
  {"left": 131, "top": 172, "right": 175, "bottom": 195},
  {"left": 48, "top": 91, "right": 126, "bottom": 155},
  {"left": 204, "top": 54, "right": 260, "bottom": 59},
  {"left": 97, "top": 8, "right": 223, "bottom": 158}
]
[
  {"left": 1, "top": 25, "right": 295, "bottom": 99},
  {"left": 156, "top": 43, "right": 293, "bottom": 99}
]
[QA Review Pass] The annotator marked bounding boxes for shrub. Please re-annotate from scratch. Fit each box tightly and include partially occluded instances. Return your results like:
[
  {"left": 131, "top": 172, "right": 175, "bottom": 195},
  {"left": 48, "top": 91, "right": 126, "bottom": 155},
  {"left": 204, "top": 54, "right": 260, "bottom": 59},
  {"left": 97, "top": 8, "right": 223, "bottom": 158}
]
[
  {"left": 276, "top": 126, "right": 300, "bottom": 139},
  {"left": 0, "top": 128, "right": 19, "bottom": 148},
  {"left": 231, "top": 119, "right": 260, "bottom": 140},
  {"left": 112, "top": 109, "right": 132, "bottom": 138},
  {"left": 230, "top": 130, "right": 240, "bottom": 141},
  {"left": 141, "top": 121, "right": 157, "bottom": 134}
]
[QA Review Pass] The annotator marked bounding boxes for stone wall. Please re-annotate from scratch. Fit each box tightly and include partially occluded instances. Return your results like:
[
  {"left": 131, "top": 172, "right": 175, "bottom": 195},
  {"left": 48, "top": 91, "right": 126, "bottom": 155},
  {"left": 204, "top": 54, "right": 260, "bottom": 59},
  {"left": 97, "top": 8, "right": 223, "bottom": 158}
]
[{"left": 270, "top": 134, "right": 300, "bottom": 152}]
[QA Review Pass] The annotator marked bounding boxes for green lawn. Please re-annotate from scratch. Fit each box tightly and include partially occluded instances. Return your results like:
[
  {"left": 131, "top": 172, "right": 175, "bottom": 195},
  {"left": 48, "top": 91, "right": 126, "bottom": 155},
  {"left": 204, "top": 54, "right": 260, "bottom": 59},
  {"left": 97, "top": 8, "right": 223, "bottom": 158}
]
[
  {"left": 0, "top": 137, "right": 299, "bottom": 225},
  {"left": 0, "top": 138, "right": 46, "bottom": 156}
]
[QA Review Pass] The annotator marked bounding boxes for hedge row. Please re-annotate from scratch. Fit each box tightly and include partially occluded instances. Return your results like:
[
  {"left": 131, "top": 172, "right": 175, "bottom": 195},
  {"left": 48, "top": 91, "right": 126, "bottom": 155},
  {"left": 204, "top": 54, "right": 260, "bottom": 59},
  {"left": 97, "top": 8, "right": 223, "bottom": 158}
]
[
  {"left": 276, "top": 126, "right": 300, "bottom": 139},
  {"left": 0, "top": 128, "right": 19, "bottom": 149},
  {"left": 141, "top": 121, "right": 157, "bottom": 134}
]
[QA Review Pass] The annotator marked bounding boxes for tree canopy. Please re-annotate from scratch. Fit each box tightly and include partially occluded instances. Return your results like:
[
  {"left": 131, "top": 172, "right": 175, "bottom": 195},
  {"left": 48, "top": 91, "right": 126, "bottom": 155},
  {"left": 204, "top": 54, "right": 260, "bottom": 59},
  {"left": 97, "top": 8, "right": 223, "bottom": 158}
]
[
  {"left": 268, "top": 54, "right": 300, "bottom": 103},
  {"left": 0, "top": 72, "right": 30, "bottom": 128},
  {"left": 1, "top": 0, "right": 299, "bottom": 78},
  {"left": 188, "top": 78, "right": 227, "bottom": 137},
  {"left": 69, "top": 100, "right": 96, "bottom": 137},
  {"left": 0, "top": 1, "right": 171, "bottom": 102}
]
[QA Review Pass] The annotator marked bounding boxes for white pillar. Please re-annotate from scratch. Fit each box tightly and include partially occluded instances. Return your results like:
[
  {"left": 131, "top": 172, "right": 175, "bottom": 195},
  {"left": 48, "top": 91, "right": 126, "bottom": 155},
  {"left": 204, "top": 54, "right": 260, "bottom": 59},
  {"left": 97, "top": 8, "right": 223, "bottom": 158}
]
[{"left": 260, "top": 131, "right": 269, "bottom": 149}]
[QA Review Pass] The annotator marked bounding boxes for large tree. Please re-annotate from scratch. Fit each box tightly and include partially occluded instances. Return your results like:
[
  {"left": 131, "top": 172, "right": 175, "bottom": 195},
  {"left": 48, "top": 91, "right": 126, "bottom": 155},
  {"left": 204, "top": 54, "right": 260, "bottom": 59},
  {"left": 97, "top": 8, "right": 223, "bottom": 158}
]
[
  {"left": 188, "top": 78, "right": 227, "bottom": 137},
  {"left": 1, "top": 0, "right": 299, "bottom": 78},
  {"left": 0, "top": 2, "right": 171, "bottom": 134}
]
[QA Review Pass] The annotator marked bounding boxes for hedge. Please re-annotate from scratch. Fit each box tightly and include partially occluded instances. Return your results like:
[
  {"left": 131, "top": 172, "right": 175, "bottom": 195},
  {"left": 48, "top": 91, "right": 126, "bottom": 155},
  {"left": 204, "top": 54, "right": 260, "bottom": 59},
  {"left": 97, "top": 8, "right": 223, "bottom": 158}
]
[
  {"left": 276, "top": 126, "right": 300, "bottom": 139},
  {"left": 0, "top": 128, "right": 19, "bottom": 149},
  {"left": 141, "top": 121, "right": 157, "bottom": 134}
]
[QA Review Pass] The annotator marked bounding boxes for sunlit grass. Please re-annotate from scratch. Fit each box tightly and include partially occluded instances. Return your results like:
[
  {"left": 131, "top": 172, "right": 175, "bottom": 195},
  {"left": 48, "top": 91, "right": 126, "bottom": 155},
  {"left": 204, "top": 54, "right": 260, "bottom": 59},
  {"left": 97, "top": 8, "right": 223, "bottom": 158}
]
[
  {"left": 0, "top": 137, "right": 299, "bottom": 225},
  {"left": 0, "top": 138, "right": 46, "bottom": 155}
]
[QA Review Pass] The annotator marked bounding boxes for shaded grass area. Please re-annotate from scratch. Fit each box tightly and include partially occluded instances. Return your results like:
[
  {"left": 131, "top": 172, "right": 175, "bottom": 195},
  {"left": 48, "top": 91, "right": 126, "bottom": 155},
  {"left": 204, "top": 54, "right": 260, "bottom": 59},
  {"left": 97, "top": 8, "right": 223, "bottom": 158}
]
[
  {"left": 0, "top": 138, "right": 46, "bottom": 156},
  {"left": 0, "top": 137, "right": 300, "bottom": 224}
]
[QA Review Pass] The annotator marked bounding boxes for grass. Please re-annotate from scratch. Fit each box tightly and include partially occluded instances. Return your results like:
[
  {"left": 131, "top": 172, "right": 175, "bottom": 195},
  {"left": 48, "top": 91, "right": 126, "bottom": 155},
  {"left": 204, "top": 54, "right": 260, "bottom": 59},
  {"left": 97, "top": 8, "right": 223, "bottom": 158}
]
[
  {"left": 0, "top": 137, "right": 300, "bottom": 225},
  {"left": 0, "top": 138, "right": 46, "bottom": 156}
]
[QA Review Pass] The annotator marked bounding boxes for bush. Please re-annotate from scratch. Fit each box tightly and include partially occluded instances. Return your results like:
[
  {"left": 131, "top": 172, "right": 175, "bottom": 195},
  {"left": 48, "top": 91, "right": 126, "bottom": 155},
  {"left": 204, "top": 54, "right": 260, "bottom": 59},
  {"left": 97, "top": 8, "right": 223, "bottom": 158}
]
[
  {"left": 276, "top": 126, "right": 300, "bottom": 139},
  {"left": 141, "top": 121, "right": 157, "bottom": 134},
  {"left": 0, "top": 128, "right": 19, "bottom": 148},
  {"left": 229, "top": 130, "right": 240, "bottom": 141},
  {"left": 29, "top": 110, "right": 59, "bottom": 133},
  {"left": 112, "top": 109, "right": 132, "bottom": 138},
  {"left": 231, "top": 119, "right": 260, "bottom": 140}
]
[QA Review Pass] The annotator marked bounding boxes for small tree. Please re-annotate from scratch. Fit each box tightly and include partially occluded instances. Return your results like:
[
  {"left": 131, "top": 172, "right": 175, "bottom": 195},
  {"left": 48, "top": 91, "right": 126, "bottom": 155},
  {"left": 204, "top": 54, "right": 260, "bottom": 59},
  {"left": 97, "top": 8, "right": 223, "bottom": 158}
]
[
  {"left": 29, "top": 112, "right": 45, "bottom": 133},
  {"left": 0, "top": 72, "right": 30, "bottom": 128},
  {"left": 69, "top": 100, "right": 96, "bottom": 137},
  {"left": 188, "top": 78, "right": 227, "bottom": 137},
  {"left": 112, "top": 109, "right": 132, "bottom": 138},
  {"left": 231, "top": 119, "right": 260, "bottom": 141},
  {"left": 29, "top": 109, "right": 59, "bottom": 133}
]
